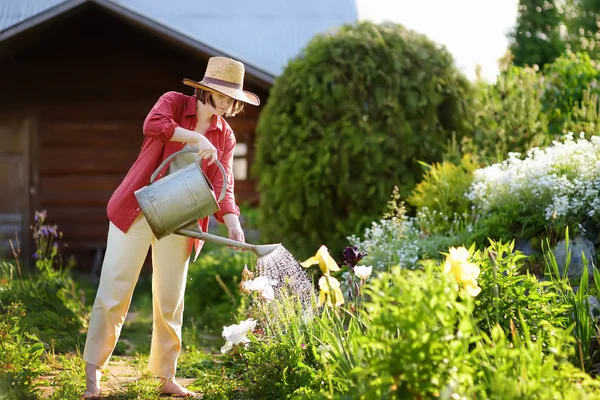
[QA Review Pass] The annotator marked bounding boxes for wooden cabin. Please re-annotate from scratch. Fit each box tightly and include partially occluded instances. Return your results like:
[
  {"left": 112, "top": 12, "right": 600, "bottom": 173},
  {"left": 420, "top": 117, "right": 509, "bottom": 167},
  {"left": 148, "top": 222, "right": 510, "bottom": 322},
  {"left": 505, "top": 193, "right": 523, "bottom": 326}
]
[
  {"left": 0, "top": 0, "right": 358, "bottom": 269},
  {"left": 0, "top": 2, "right": 272, "bottom": 268}
]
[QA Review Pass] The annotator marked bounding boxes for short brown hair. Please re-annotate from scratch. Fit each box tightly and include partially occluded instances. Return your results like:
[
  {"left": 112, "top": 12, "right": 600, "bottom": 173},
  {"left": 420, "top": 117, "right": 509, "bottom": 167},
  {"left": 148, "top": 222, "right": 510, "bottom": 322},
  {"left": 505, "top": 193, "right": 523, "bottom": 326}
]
[{"left": 194, "top": 88, "right": 245, "bottom": 117}]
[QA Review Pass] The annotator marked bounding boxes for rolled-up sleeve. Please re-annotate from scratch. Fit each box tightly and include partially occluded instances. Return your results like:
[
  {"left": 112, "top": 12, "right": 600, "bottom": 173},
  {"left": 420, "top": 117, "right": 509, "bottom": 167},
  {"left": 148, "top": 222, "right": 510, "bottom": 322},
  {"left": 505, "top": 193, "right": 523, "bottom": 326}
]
[
  {"left": 212, "top": 129, "right": 240, "bottom": 223},
  {"left": 143, "top": 91, "right": 181, "bottom": 142}
]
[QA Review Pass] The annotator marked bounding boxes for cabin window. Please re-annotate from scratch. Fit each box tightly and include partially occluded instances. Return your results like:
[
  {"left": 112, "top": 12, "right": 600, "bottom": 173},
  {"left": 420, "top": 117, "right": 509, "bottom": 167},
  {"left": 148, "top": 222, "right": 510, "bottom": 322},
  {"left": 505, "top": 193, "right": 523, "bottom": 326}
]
[{"left": 233, "top": 142, "right": 248, "bottom": 180}]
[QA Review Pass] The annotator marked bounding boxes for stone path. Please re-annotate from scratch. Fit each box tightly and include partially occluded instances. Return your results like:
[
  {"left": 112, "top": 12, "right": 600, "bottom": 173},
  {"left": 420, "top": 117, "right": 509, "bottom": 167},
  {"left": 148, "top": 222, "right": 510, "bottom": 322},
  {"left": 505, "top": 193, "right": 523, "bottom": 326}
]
[{"left": 37, "top": 356, "right": 199, "bottom": 398}]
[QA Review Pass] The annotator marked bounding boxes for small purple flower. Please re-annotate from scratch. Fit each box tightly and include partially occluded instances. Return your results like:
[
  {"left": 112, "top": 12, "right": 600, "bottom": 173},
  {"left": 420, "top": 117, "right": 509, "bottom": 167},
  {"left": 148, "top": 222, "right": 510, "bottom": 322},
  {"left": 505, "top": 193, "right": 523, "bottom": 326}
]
[
  {"left": 300, "top": 343, "right": 306, "bottom": 349},
  {"left": 49, "top": 225, "right": 58, "bottom": 238},
  {"left": 40, "top": 226, "right": 49, "bottom": 237},
  {"left": 32, "top": 253, "right": 38, "bottom": 260},
  {"left": 34, "top": 210, "right": 47, "bottom": 223},
  {"left": 342, "top": 246, "right": 367, "bottom": 269}
]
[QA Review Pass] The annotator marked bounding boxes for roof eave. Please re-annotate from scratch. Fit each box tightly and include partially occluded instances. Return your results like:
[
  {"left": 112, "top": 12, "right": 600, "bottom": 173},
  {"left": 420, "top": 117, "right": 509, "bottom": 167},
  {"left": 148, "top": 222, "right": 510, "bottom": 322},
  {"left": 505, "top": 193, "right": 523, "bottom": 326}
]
[{"left": 0, "top": 0, "right": 276, "bottom": 88}]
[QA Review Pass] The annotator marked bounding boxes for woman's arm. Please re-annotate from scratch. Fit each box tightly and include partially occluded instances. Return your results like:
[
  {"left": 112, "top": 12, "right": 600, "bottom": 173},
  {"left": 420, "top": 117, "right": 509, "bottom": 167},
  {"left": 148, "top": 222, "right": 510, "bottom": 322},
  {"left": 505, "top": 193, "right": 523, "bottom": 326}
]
[
  {"left": 223, "top": 213, "right": 244, "bottom": 243},
  {"left": 143, "top": 91, "right": 217, "bottom": 165},
  {"left": 171, "top": 127, "right": 218, "bottom": 165}
]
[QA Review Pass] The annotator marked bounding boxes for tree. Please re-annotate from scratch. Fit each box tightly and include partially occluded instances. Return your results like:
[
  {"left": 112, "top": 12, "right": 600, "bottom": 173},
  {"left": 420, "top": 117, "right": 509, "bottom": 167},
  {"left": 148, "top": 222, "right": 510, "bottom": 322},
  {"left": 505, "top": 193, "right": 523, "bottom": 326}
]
[
  {"left": 509, "top": 0, "right": 566, "bottom": 67},
  {"left": 563, "top": 0, "right": 600, "bottom": 58}
]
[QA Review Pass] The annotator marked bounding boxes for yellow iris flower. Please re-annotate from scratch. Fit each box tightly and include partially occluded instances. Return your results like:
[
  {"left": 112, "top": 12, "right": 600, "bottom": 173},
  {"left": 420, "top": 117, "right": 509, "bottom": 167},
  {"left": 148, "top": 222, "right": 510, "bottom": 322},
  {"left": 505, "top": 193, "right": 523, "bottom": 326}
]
[
  {"left": 443, "top": 246, "right": 482, "bottom": 297},
  {"left": 300, "top": 245, "right": 341, "bottom": 275},
  {"left": 318, "top": 276, "right": 345, "bottom": 307}
]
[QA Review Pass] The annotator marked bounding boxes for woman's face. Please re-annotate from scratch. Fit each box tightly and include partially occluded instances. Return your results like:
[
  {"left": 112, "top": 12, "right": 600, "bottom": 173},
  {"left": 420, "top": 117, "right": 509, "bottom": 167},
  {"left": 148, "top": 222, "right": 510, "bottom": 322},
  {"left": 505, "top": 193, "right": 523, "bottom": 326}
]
[{"left": 210, "top": 92, "right": 234, "bottom": 116}]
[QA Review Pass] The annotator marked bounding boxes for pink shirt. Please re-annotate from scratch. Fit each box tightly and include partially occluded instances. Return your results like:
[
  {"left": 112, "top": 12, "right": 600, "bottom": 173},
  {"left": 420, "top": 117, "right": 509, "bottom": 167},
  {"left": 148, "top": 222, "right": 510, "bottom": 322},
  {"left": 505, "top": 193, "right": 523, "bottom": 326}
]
[{"left": 107, "top": 91, "right": 240, "bottom": 257}]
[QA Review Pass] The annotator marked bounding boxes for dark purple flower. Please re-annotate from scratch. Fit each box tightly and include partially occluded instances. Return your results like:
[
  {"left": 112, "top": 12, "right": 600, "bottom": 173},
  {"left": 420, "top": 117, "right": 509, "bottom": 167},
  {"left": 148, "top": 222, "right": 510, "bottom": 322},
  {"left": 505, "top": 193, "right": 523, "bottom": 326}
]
[
  {"left": 40, "top": 226, "right": 49, "bottom": 237},
  {"left": 342, "top": 246, "right": 367, "bottom": 269}
]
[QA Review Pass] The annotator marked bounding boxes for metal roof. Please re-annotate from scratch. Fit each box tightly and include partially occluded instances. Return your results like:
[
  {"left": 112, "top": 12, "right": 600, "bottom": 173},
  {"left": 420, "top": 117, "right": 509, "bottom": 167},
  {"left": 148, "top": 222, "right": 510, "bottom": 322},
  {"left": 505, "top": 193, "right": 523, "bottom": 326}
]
[{"left": 0, "top": 0, "right": 358, "bottom": 80}]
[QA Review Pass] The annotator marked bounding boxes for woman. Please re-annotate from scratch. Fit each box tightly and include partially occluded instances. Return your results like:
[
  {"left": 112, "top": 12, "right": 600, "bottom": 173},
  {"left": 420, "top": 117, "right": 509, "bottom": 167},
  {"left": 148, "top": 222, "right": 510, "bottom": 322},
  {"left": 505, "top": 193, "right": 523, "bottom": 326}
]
[{"left": 82, "top": 56, "right": 260, "bottom": 398}]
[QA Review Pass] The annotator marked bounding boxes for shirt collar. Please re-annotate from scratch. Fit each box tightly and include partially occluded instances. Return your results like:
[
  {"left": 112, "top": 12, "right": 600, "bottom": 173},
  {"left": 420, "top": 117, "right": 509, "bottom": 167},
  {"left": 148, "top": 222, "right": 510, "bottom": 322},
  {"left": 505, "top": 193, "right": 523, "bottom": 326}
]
[
  {"left": 185, "top": 94, "right": 197, "bottom": 116},
  {"left": 209, "top": 114, "right": 224, "bottom": 132},
  {"left": 186, "top": 95, "right": 224, "bottom": 132}
]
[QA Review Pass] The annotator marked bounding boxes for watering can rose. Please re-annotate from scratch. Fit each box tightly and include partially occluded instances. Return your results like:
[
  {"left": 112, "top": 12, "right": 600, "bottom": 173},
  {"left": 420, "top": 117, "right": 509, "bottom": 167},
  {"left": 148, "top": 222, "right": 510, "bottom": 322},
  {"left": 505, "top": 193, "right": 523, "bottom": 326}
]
[{"left": 443, "top": 246, "right": 481, "bottom": 297}]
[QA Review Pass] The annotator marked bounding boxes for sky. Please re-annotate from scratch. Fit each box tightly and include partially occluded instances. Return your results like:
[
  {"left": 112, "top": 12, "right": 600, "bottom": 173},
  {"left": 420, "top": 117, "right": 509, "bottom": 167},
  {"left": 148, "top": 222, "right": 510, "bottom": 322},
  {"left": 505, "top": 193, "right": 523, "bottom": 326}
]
[{"left": 355, "top": 0, "right": 520, "bottom": 82}]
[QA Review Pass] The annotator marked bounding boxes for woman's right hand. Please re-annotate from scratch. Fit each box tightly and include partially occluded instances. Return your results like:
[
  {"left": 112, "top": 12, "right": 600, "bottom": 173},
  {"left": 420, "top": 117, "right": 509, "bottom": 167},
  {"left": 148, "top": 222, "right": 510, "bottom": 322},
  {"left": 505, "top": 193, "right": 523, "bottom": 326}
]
[{"left": 195, "top": 135, "right": 218, "bottom": 166}]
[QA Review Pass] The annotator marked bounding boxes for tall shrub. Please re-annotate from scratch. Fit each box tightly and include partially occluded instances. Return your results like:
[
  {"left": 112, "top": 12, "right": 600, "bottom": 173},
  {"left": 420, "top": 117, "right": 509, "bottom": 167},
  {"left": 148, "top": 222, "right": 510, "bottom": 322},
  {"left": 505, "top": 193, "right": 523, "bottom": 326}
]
[{"left": 254, "top": 21, "right": 473, "bottom": 258}]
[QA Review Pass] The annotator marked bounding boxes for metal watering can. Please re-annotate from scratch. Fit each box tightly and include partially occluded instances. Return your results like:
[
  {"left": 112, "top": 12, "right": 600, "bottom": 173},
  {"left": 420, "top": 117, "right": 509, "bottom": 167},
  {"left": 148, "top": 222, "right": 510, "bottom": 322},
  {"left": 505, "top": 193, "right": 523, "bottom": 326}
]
[{"left": 134, "top": 148, "right": 280, "bottom": 257}]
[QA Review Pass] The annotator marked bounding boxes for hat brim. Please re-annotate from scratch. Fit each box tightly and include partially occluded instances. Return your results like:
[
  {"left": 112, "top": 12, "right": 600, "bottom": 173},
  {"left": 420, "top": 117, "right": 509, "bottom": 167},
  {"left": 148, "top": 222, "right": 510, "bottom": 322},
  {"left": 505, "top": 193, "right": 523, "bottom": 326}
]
[{"left": 182, "top": 78, "right": 260, "bottom": 106}]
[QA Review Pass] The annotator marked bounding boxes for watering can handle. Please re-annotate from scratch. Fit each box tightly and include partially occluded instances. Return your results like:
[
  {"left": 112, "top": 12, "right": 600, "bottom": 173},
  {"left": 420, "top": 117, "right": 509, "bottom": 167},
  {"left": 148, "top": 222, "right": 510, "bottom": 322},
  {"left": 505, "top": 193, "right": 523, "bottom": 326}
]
[{"left": 150, "top": 148, "right": 228, "bottom": 203}]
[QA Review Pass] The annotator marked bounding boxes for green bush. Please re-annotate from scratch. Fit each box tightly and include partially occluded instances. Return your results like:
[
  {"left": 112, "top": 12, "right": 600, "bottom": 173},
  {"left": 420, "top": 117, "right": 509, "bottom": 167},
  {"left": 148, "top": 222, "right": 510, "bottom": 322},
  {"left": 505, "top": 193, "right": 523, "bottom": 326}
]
[
  {"left": 407, "top": 155, "right": 476, "bottom": 235},
  {"left": 184, "top": 247, "right": 254, "bottom": 332},
  {"left": 472, "top": 240, "right": 569, "bottom": 338},
  {"left": 0, "top": 302, "right": 46, "bottom": 400},
  {"left": 542, "top": 52, "right": 600, "bottom": 135},
  {"left": 0, "top": 261, "right": 87, "bottom": 353},
  {"left": 564, "top": 89, "right": 600, "bottom": 136},
  {"left": 254, "top": 21, "right": 474, "bottom": 259},
  {"left": 472, "top": 321, "right": 600, "bottom": 399}
]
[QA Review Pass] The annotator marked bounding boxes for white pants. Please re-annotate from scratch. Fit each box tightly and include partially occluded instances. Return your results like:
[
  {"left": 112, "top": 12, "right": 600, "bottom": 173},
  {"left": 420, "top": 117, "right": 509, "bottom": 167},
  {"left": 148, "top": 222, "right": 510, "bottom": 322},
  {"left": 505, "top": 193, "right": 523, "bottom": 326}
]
[{"left": 83, "top": 214, "right": 191, "bottom": 378}]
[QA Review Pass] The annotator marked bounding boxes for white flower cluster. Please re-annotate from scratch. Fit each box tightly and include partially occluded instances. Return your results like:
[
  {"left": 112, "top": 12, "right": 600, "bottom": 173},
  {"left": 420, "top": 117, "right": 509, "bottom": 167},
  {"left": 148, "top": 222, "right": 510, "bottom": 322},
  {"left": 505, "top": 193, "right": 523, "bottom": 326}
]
[
  {"left": 348, "top": 218, "right": 422, "bottom": 270},
  {"left": 467, "top": 133, "right": 600, "bottom": 222}
]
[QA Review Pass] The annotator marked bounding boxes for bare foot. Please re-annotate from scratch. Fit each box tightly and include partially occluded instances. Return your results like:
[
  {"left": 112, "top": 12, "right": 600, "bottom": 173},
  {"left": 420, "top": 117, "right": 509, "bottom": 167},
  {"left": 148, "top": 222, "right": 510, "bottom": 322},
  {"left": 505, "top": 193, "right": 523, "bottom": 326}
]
[
  {"left": 159, "top": 378, "right": 200, "bottom": 398},
  {"left": 82, "top": 362, "right": 102, "bottom": 399}
]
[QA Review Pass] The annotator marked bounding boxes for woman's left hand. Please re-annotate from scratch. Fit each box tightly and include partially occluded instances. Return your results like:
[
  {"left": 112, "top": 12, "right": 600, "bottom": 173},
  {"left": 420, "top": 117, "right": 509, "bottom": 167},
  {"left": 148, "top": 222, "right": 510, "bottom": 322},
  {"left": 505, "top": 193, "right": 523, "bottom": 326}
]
[{"left": 228, "top": 225, "right": 245, "bottom": 243}]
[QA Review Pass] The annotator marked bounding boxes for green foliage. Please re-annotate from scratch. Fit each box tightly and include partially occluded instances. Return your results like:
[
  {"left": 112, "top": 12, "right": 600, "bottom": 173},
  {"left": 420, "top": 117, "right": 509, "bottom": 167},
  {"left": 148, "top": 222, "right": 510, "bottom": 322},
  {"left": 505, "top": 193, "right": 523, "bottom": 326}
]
[
  {"left": 463, "top": 65, "right": 548, "bottom": 165},
  {"left": 0, "top": 263, "right": 88, "bottom": 353},
  {"left": 185, "top": 247, "right": 254, "bottom": 331},
  {"left": 0, "top": 211, "right": 88, "bottom": 352},
  {"left": 472, "top": 320, "right": 600, "bottom": 399},
  {"left": 254, "top": 21, "right": 474, "bottom": 258},
  {"left": 472, "top": 240, "right": 569, "bottom": 338},
  {"left": 542, "top": 52, "right": 600, "bottom": 134},
  {"left": 509, "top": 0, "right": 565, "bottom": 68},
  {"left": 565, "top": 89, "right": 600, "bottom": 136},
  {"left": 407, "top": 155, "right": 476, "bottom": 235},
  {"left": 242, "top": 339, "right": 322, "bottom": 399},
  {"left": 47, "top": 354, "right": 86, "bottom": 400},
  {"left": 0, "top": 302, "right": 46, "bottom": 400},
  {"left": 339, "top": 265, "right": 476, "bottom": 398},
  {"left": 543, "top": 233, "right": 598, "bottom": 370}
]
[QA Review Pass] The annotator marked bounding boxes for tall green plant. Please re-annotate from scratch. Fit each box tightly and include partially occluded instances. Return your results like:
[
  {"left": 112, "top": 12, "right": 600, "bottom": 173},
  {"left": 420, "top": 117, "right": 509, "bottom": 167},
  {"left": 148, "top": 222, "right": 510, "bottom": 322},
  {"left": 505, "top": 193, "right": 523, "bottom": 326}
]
[
  {"left": 407, "top": 155, "right": 476, "bottom": 235},
  {"left": 565, "top": 89, "right": 600, "bottom": 136},
  {"left": 462, "top": 65, "right": 547, "bottom": 165},
  {"left": 254, "top": 21, "right": 474, "bottom": 258},
  {"left": 472, "top": 319, "right": 600, "bottom": 399}
]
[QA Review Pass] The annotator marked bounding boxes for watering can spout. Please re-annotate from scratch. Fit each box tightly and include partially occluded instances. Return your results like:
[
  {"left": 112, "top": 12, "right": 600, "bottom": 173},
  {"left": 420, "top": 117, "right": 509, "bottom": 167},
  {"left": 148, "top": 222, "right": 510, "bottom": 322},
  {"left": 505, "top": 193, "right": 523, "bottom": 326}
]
[
  {"left": 176, "top": 225, "right": 281, "bottom": 257},
  {"left": 253, "top": 243, "right": 281, "bottom": 257}
]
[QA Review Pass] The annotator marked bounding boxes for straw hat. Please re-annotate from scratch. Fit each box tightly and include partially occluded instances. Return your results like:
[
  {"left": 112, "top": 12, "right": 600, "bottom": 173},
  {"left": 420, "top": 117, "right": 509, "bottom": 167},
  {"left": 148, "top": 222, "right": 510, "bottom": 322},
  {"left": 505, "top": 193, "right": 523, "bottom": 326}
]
[{"left": 182, "top": 57, "right": 260, "bottom": 106}]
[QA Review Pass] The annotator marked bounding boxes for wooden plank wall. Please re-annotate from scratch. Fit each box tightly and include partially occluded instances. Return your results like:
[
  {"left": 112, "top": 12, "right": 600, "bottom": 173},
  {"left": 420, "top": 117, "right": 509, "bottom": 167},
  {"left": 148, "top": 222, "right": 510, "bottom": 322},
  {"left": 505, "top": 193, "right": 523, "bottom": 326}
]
[{"left": 0, "top": 3, "right": 268, "bottom": 269}]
